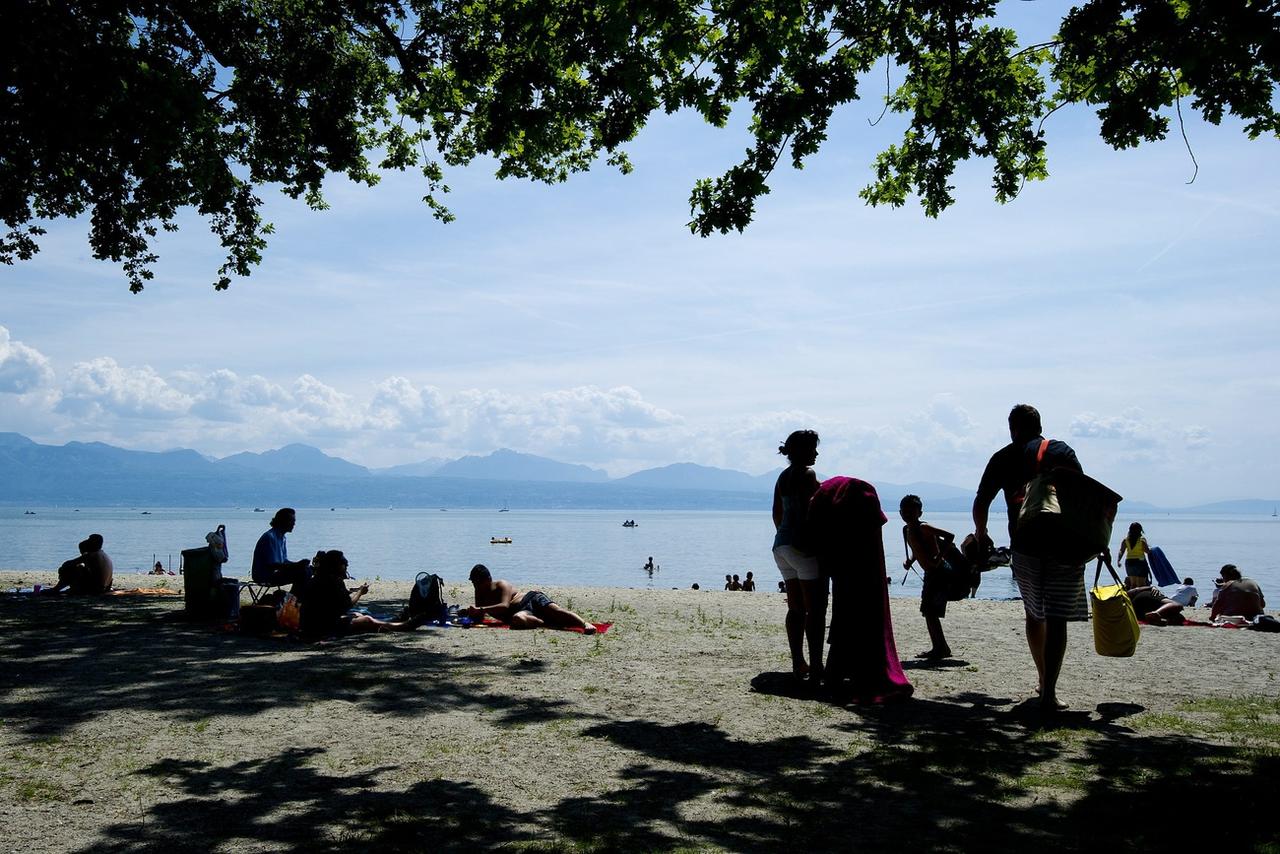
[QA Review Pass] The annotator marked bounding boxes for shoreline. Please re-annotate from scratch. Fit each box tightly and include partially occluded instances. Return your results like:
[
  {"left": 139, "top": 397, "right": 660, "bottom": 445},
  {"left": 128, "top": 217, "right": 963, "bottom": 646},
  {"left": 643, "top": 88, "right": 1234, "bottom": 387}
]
[{"left": 2, "top": 569, "right": 1278, "bottom": 850}]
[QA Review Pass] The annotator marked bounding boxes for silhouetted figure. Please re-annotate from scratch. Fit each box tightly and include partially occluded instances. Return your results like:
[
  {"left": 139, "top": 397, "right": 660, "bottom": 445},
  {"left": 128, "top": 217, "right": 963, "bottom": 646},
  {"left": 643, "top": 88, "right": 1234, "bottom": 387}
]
[
  {"left": 772, "top": 429, "right": 823, "bottom": 680},
  {"left": 643, "top": 556, "right": 658, "bottom": 578},
  {"left": 728, "top": 574, "right": 742, "bottom": 591},
  {"left": 251, "top": 508, "right": 312, "bottom": 588},
  {"left": 298, "top": 550, "right": 422, "bottom": 638},
  {"left": 900, "top": 495, "right": 954, "bottom": 660},
  {"left": 973, "top": 404, "right": 1088, "bottom": 713},
  {"left": 47, "top": 534, "right": 113, "bottom": 595},
  {"left": 465, "top": 564, "right": 595, "bottom": 633},
  {"left": 1123, "top": 576, "right": 1185, "bottom": 625},
  {"left": 808, "top": 477, "right": 912, "bottom": 703},
  {"left": 742, "top": 571, "right": 756, "bottom": 592}
]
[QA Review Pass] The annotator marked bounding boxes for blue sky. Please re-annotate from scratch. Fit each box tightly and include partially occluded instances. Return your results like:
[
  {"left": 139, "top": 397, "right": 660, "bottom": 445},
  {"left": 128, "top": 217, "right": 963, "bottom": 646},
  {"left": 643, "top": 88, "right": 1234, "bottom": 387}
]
[{"left": 2, "top": 5, "right": 1278, "bottom": 506}]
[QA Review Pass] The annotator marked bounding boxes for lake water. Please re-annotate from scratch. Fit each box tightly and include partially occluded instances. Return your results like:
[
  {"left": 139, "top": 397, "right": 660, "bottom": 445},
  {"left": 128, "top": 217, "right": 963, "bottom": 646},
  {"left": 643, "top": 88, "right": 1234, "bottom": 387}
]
[{"left": 2, "top": 507, "right": 1277, "bottom": 601}]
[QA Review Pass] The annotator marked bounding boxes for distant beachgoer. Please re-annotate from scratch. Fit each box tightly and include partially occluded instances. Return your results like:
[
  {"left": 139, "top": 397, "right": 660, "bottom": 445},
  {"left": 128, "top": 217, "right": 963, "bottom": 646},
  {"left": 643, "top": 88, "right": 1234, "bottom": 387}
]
[
  {"left": 152, "top": 561, "right": 166, "bottom": 575},
  {"left": 1116, "top": 522, "right": 1151, "bottom": 586},
  {"left": 465, "top": 564, "right": 596, "bottom": 633},
  {"left": 251, "top": 508, "right": 312, "bottom": 588},
  {"left": 644, "top": 556, "right": 656, "bottom": 572},
  {"left": 691, "top": 583, "right": 700, "bottom": 590},
  {"left": 729, "top": 574, "right": 743, "bottom": 591},
  {"left": 772, "top": 429, "right": 824, "bottom": 680},
  {"left": 723, "top": 574, "right": 734, "bottom": 590},
  {"left": 46, "top": 534, "right": 113, "bottom": 595},
  {"left": 900, "top": 495, "right": 954, "bottom": 660},
  {"left": 298, "top": 550, "right": 422, "bottom": 638},
  {"left": 1169, "top": 577, "right": 1198, "bottom": 607},
  {"left": 777, "top": 581, "right": 786, "bottom": 593},
  {"left": 973, "top": 404, "right": 1088, "bottom": 714},
  {"left": 1124, "top": 577, "right": 1185, "bottom": 625},
  {"left": 742, "top": 572, "right": 756, "bottom": 592},
  {"left": 1210, "top": 565, "right": 1266, "bottom": 621}
]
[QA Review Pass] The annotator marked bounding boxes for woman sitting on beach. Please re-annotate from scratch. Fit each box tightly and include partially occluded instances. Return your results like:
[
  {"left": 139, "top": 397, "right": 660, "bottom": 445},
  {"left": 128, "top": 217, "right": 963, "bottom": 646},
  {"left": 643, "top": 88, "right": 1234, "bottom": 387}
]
[
  {"left": 1116, "top": 522, "right": 1151, "bottom": 586},
  {"left": 772, "top": 429, "right": 824, "bottom": 680},
  {"left": 298, "top": 550, "right": 423, "bottom": 639}
]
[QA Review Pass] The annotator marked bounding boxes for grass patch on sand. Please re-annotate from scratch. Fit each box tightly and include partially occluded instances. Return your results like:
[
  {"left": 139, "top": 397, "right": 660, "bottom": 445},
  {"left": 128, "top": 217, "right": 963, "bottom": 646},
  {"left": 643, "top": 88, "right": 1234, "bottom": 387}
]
[{"left": 1133, "top": 696, "right": 1280, "bottom": 749}]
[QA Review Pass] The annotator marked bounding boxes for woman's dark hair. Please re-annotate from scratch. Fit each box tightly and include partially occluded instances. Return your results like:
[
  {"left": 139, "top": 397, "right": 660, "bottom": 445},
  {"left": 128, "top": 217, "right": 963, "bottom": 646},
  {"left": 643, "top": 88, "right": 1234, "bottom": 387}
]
[
  {"left": 778, "top": 429, "right": 819, "bottom": 459},
  {"left": 313, "top": 550, "right": 348, "bottom": 578},
  {"left": 1126, "top": 522, "right": 1143, "bottom": 548}
]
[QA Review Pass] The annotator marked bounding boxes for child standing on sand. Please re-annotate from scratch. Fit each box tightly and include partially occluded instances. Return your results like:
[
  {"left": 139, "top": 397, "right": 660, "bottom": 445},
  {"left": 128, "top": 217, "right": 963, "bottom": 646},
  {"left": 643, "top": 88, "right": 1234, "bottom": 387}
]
[{"left": 900, "top": 495, "right": 954, "bottom": 661}]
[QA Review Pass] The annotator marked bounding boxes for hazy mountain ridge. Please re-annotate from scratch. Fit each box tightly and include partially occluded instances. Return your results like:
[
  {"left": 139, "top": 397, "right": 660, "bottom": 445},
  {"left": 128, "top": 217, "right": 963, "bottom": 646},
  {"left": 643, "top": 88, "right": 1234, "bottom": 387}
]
[{"left": 0, "top": 433, "right": 1272, "bottom": 512}]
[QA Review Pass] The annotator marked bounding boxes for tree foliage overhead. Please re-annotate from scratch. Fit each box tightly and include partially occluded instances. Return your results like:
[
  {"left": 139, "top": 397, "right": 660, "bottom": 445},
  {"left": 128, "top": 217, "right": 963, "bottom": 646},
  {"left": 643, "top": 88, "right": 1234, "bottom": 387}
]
[{"left": 2, "top": 1, "right": 1277, "bottom": 291}]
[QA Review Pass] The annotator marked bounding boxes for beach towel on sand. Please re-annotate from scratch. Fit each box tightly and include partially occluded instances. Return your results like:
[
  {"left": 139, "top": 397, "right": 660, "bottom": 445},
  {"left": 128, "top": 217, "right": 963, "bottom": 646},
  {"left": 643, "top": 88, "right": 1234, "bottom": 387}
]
[
  {"left": 475, "top": 619, "right": 612, "bottom": 634},
  {"left": 106, "top": 587, "right": 182, "bottom": 596}
]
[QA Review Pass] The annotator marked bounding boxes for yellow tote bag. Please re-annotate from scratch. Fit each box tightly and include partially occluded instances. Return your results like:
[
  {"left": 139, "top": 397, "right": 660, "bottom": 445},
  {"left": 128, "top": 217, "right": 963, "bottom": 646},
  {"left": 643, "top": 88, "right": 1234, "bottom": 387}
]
[{"left": 1090, "top": 558, "right": 1140, "bottom": 657}]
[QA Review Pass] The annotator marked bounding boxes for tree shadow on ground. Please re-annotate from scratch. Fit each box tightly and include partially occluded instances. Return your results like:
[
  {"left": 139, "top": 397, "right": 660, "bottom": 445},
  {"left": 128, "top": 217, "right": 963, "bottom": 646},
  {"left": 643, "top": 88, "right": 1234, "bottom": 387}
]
[
  {"left": 0, "top": 594, "right": 573, "bottom": 737},
  {"left": 81, "top": 747, "right": 537, "bottom": 853}
]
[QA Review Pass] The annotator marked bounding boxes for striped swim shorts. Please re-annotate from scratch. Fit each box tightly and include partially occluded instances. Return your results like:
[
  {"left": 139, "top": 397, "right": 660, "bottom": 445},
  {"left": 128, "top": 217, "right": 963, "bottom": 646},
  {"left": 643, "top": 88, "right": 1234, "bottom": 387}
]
[{"left": 1010, "top": 550, "right": 1088, "bottom": 621}]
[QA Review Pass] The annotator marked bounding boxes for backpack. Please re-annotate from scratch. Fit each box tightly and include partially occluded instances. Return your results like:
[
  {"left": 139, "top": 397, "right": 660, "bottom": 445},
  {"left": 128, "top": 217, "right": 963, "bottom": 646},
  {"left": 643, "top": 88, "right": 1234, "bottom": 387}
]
[
  {"left": 1016, "top": 439, "right": 1122, "bottom": 563},
  {"left": 407, "top": 572, "right": 447, "bottom": 620}
]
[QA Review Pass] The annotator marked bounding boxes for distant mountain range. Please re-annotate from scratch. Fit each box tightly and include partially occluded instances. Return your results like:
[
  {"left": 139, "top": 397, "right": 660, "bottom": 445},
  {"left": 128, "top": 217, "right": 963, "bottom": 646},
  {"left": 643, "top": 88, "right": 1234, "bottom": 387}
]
[{"left": 0, "top": 432, "right": 1274, "bottom": 513}]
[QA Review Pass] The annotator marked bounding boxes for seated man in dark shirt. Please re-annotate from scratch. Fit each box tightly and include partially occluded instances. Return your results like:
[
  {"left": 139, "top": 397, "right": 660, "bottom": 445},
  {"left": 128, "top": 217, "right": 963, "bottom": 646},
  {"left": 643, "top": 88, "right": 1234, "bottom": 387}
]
[
  {"left": 46, "top": 534, "right": 114, "bottom": 595},
  {"left": 251, "top": 508, "right": 312, "bottom": 588},
  {"left": 465, "top": 563, "right": 596, "bottom": 633}
]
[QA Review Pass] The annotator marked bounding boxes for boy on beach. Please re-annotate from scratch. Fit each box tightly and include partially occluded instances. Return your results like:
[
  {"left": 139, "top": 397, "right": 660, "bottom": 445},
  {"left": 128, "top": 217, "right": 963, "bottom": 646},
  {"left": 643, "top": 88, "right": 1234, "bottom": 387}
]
[{"left": 900, "top": 495, "right": 953, "bottom": 660}]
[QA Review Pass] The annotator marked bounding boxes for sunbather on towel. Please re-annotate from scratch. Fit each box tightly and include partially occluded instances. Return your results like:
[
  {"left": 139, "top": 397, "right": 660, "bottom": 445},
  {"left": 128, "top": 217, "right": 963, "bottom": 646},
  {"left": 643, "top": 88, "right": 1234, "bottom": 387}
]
[
  {"left": 1123, "top": 577, "right": 1184, "bottom": 625},
  {"left": 465, "top": 564, "right": 596, "bottom": 633}
]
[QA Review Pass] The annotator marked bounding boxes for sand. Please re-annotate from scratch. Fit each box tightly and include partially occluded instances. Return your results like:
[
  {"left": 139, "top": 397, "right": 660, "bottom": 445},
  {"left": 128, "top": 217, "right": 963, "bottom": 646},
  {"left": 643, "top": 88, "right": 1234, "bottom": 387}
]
[{"left": 2, "top": 569, "right": 1278, "bottom": 853}]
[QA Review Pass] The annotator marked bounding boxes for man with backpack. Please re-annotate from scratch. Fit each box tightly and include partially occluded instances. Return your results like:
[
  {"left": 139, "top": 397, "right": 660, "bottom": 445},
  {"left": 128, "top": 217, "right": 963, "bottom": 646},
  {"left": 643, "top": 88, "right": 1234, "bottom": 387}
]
[
  {"left": 465, "top": 564, "right": 596, "bottom": 634},
  {"left": 973, "top": 404, "right": 1086, "bottom": 714}
]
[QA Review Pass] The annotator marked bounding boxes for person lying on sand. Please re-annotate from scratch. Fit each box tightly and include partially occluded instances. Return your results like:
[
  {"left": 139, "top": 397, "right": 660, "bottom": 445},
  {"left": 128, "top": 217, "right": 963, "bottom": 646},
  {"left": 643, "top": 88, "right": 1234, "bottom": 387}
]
[
  {"left": 465, "top": 564, "right": 596, "bottom": 633},
  {"left": 1123, "top": 577, "right": 1185, "bottom": 625}
]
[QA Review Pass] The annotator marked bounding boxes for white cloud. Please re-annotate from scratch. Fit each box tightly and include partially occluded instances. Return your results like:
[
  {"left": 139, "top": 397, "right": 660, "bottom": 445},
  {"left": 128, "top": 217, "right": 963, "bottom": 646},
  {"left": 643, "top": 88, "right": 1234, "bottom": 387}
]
[
  {"left": 0, "top": 326, "right": 55, "bottom": 394},
  {"left": 56, "top": 357, "right": 190, "bottom": 420},
  {"left": 1183, "top": 425, "right": 1211, "bottom": 450},
  {"left": 367, "top": 376, "right": 447, "bottom": 431},
  {"left": 1069, "top": 411, "right": 1159, "bottom": 448}
]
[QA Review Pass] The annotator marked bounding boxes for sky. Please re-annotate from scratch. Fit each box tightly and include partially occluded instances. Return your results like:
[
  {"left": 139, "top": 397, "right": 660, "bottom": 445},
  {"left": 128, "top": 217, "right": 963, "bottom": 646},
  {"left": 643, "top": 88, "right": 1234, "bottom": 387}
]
[{"left": 2, "top": 5, "right": 1278, "bottom": 507}]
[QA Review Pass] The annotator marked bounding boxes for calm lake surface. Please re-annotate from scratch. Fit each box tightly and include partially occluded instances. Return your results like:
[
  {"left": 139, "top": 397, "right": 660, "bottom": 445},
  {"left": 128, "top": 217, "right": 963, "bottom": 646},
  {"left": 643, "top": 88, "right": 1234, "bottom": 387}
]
[{"left": 2, "top": 507, "right": 1277, "bottom": 600}]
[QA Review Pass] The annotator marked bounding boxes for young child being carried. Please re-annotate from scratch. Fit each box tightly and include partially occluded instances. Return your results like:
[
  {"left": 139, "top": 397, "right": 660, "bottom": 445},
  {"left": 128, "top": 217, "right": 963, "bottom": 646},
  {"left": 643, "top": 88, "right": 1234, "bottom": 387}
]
[{"left": 900, "top": 495, "right": 955, "bottom": 661}]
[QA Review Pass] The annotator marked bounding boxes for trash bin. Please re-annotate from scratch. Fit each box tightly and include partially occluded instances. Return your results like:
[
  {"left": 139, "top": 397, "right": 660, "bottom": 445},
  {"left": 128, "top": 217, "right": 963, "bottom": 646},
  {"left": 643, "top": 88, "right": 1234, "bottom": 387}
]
[{"left": 182, "top": 547, "right": 222, "bottom": 618}]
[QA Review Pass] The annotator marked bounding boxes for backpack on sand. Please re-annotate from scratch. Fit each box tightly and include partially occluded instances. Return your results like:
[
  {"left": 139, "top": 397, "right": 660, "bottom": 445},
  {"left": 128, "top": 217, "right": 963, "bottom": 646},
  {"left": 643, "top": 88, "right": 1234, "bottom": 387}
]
[{"left": 407, "top": 572, "right": 447, "bottom": 621}]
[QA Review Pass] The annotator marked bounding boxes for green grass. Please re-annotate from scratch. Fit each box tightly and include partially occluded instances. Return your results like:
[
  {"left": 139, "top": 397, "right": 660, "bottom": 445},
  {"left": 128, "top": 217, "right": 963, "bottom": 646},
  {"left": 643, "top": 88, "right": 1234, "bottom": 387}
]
[
  {"left": 16, "top": 779, "right": 63, "bottom": 802},
  {"left": 1133, "top": 696, "right": 1280, "bottom": 748}
]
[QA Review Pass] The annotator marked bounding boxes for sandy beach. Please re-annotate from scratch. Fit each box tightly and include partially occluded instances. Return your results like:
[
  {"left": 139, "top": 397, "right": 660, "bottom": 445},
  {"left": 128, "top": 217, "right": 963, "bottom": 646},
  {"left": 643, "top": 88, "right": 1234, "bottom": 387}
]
[{"left": 2, "top": 569, "right": 1277, "bottom": 852}]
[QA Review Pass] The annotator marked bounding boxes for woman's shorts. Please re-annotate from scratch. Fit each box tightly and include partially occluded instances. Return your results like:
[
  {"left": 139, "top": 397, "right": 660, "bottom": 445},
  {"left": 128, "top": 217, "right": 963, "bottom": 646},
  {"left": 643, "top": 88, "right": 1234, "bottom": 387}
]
[
  {"left": 773, "top": 545, "right": 821, "bottom": 581},
  {"left": 1125, "top": 558, "right": 1151, "bottom": 586},
  {"left": 1011, "top": 551, "right": 1088, "bottom": 621}
]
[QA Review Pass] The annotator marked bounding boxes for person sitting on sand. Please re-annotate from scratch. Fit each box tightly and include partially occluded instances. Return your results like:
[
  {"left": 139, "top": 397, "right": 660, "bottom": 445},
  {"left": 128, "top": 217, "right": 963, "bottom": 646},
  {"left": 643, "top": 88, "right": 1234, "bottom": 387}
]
[
  {"left": 151, "top": 561, "right": 166, "bottom": 575},
  {"left": 45, "top": 534, "right": 113, "bottom": 595},
  {"left": 464, "top": 564, "right": 596, "bottom": 633},
  {"left": 251, "top": 508, "right": 313, "bottom": 588},
  {"left": 1123, "top": 577, "right": 1185, "bottom": 625},
  {"left": 900, "top": 495, "right": 954, "bottom": 660},
  {"left": 1168, "top": 577, "right": 1198, "bottom": 607},
  {"left": 298, "top": 550, "right": 423, "bottom": 638},
  {"left": 1210, "top": 565, "right": 1266, "bottom": 621},
  {"left": 742, "top": 571, "right": 756, "bottom": 592}
]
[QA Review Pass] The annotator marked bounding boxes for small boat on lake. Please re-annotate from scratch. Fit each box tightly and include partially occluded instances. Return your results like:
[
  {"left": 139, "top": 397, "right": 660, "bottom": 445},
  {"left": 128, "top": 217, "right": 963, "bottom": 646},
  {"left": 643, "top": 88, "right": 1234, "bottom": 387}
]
[{"left": 490, "top": 537, "right": 513, "bottom": 544}]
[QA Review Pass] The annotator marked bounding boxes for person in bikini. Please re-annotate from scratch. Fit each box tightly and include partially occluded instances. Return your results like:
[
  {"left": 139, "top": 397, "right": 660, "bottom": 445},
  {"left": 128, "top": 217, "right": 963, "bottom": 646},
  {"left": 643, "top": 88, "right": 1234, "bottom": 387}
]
[{"left": 465, "top": 564, "right": 596, "bottom": 633}]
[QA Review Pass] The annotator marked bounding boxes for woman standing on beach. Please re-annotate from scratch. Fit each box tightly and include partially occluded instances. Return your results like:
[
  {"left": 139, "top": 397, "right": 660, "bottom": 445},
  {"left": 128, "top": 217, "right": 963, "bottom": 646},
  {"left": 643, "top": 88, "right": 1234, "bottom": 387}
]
[
  {"left": 772, "top": 430, "right": 824, "bottom": 680},
  {"left": 1116, "top": 522, "right": 1151, "bottom": 586}
]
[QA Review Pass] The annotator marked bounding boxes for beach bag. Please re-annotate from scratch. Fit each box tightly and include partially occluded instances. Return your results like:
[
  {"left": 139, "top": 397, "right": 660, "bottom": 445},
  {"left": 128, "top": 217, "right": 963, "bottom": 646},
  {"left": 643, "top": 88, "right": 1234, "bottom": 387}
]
[
  {"left": 1017, "top": 440, "right": 1122, "bottom": 564},
  {"left": 940, "top": 541, "right": 978, "bottom": 600},
  {"left": 205, "top": 524, "right": 229, "bottom": 564},
  {"left": 407, "top": 572, "right": 447, "bottom": 620},
  {"left": 277, "top": 592, "right": 302, "bottom": 633},
  {"left": 1090, "top": 558, "right": 1140, "bottom": 657}
]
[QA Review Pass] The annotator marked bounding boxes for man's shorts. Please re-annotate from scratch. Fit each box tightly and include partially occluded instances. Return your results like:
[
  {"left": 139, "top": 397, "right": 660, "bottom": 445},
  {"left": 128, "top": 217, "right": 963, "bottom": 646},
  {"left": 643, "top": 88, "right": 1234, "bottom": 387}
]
[
  {"left": 920, "top": 562, "right": 950, "bottom": 619},
  {"left": 773, "top": 545, "right": 821, "bottom": 582},
  {"left": 511, "top": 590, "right": 555, "bottom": 619},
  {"left": 1011, "top": 551, "right": 1088, "bottom": 621}
]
